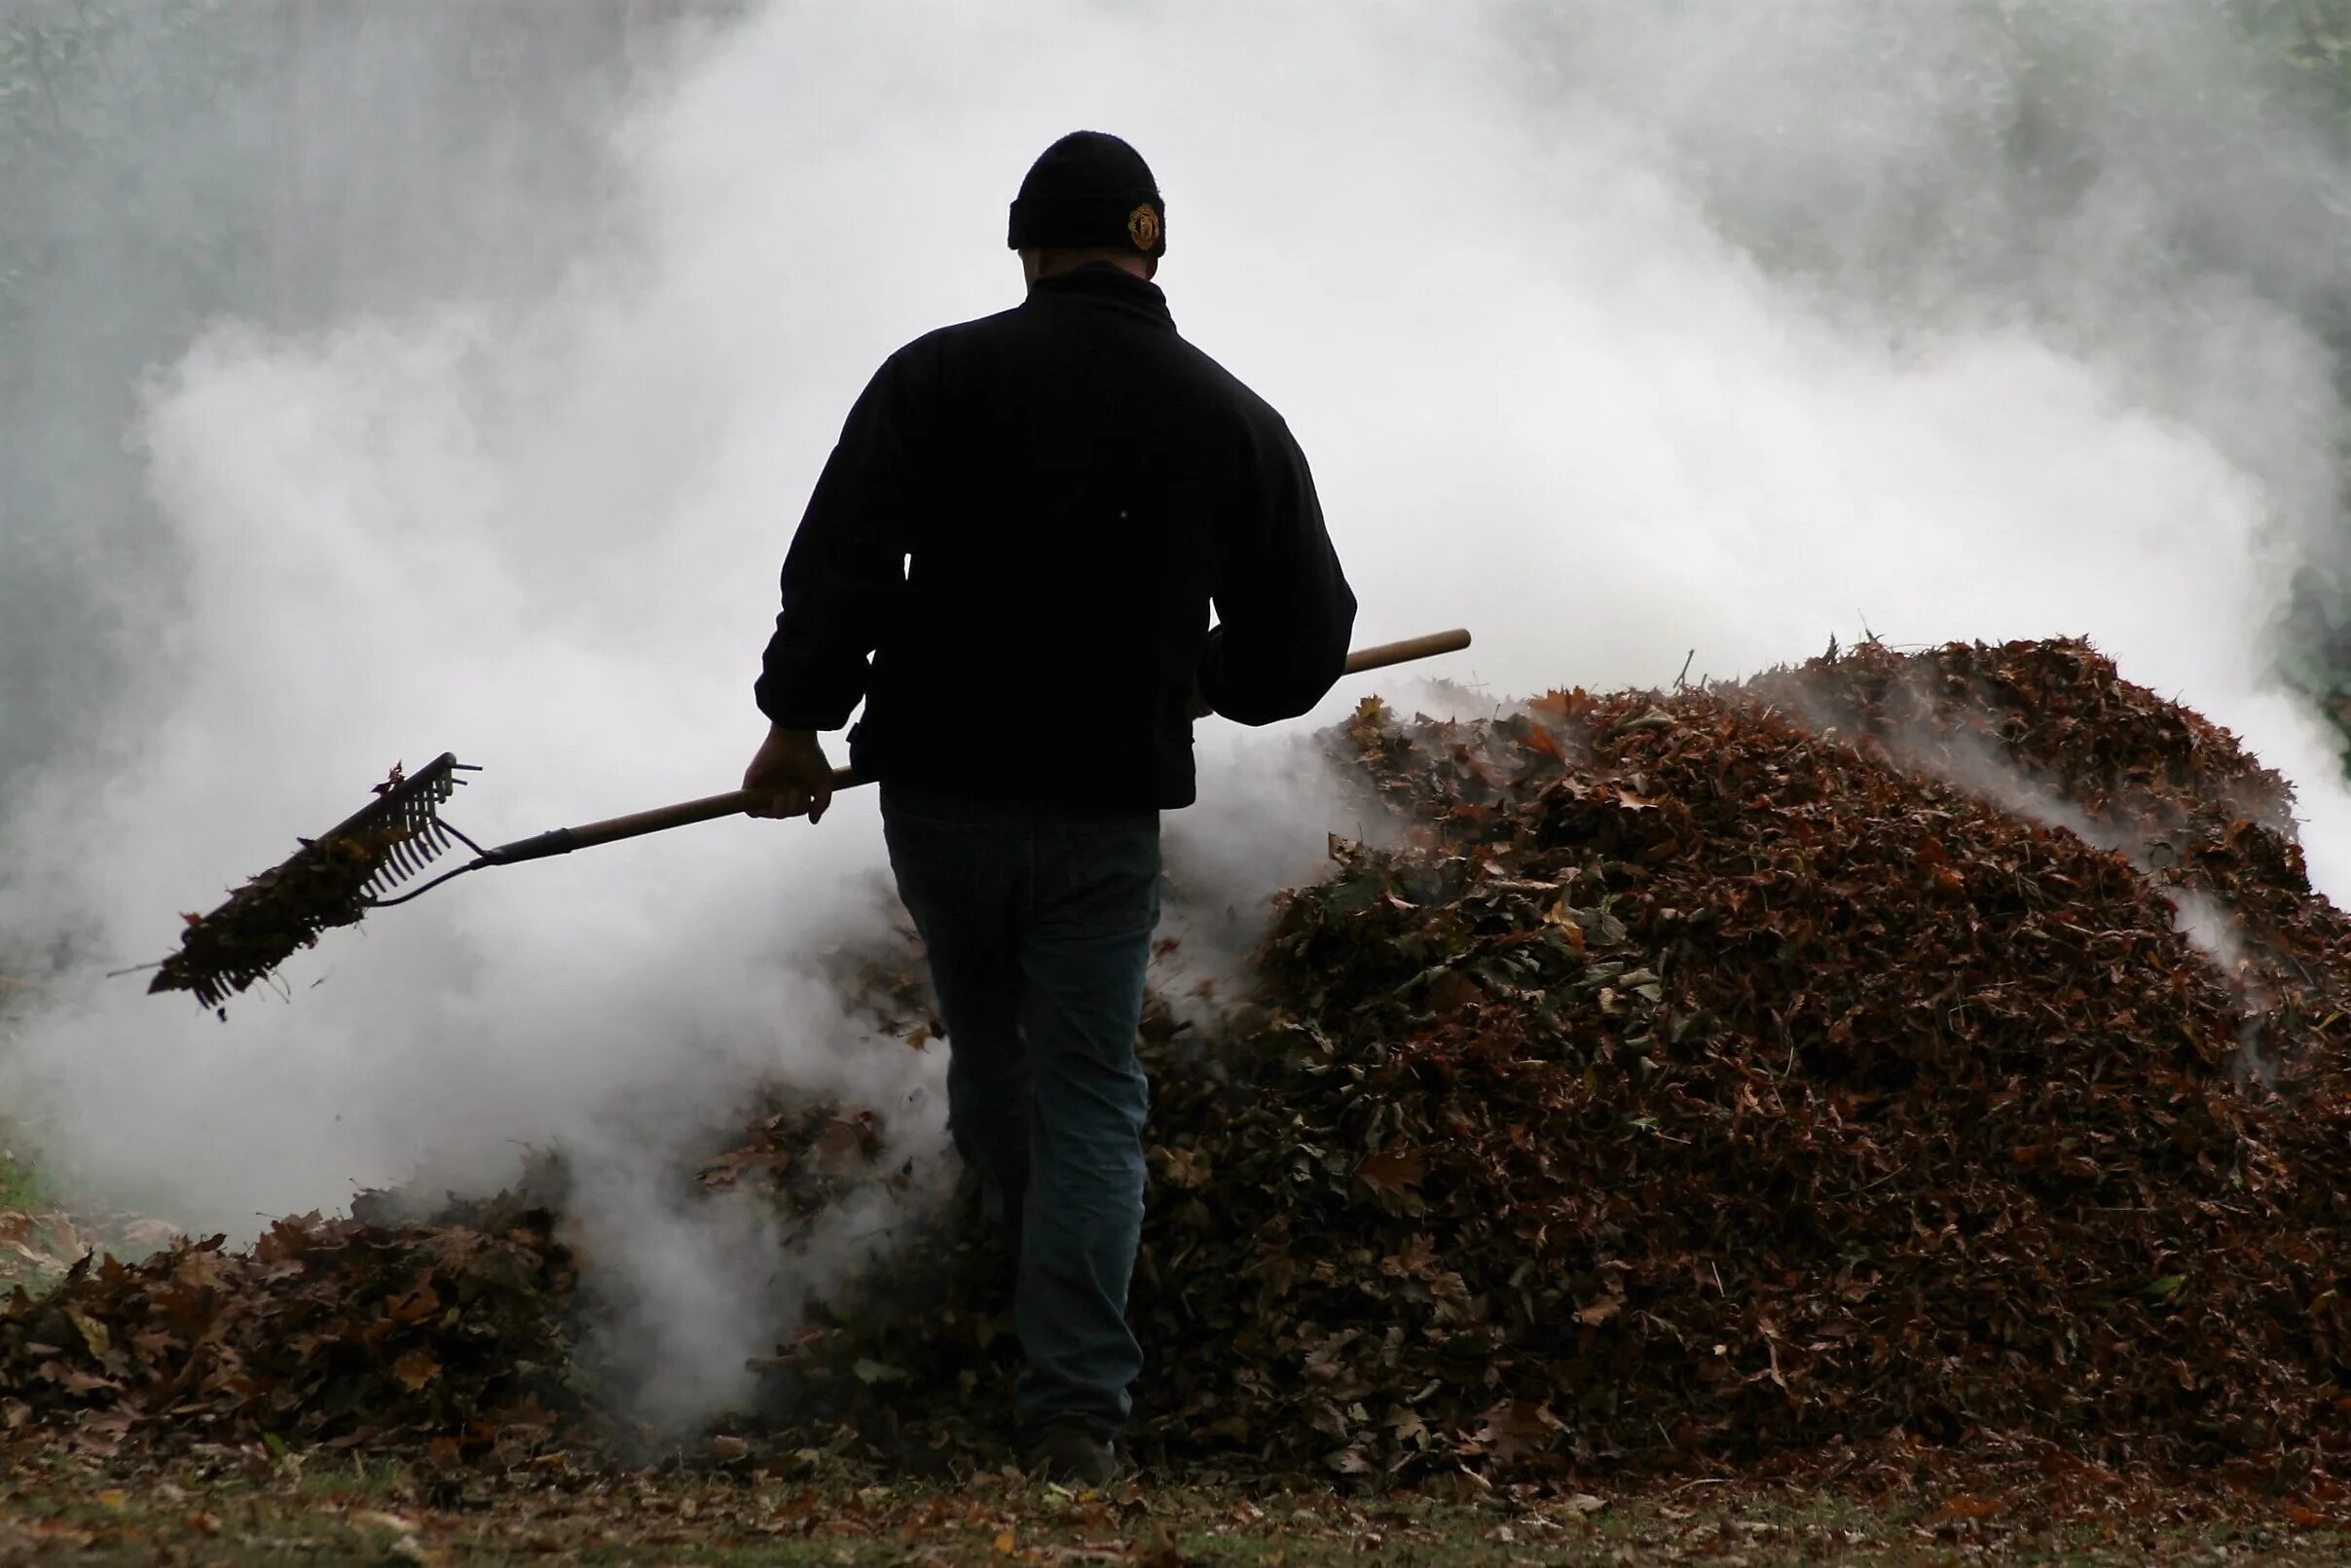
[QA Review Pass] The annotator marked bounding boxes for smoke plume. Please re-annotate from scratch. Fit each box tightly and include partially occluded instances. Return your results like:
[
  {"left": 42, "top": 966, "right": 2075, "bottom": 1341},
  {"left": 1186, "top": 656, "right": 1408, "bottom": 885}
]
[{"left": 3, "top": 0, "right": 2349, "bottom": 1425}]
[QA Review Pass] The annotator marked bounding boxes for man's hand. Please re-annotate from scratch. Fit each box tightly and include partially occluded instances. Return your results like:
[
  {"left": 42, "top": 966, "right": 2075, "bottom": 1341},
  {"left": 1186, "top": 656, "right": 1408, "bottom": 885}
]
[{"left": 743, "top": 725, "right": 836, "bottom": 822}]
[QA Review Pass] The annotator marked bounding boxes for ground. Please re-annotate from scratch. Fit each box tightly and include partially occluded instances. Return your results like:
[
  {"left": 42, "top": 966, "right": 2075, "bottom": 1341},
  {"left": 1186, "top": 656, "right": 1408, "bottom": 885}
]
[{"left": 0, "top": 1453, "right": 2347, "bottom": 1567}]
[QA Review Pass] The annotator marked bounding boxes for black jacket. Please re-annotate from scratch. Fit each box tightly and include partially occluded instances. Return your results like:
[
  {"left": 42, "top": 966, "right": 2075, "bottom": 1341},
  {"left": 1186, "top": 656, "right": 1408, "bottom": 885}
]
[{"left": 755, "top": 265, "right": 1356, "bottom": 811}]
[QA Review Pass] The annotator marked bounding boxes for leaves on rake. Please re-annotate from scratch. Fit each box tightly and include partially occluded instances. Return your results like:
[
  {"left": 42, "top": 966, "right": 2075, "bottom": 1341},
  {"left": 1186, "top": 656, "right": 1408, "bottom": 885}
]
[
  {"left": 149, "top": 830, "right": 393, "bottom": 1006},
  {"left": 149, "top": 758, "right": 466, "bottom": 1010}
]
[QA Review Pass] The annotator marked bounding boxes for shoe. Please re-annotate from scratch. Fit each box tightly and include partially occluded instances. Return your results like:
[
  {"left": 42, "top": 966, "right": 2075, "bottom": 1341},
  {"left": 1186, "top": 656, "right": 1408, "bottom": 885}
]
[{"left": 1026, "top": 1420, "right": 1120, "bottom": 1486}]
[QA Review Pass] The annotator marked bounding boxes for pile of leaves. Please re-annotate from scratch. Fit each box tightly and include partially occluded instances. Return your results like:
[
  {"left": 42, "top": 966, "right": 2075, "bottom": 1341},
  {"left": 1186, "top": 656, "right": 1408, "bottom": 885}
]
[
  {"left": 1741, "top": 638, "right": 2351, "bottom": 1089},
  {"left": 1118, "top": 638, "right": 2351, "bottom": 1481},
  {"left": 0, "top": 1198, "right": 578, "bottom": 1461},
  {"left": 12, "top": 637, "right": 2351, "bottom": 1490}
]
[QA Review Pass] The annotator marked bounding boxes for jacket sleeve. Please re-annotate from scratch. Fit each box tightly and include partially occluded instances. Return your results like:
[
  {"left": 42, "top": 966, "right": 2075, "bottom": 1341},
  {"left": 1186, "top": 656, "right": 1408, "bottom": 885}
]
[
  {"left": 753, "top": 354, "right": 921, "bottom": 730},
  {"left": 1195, "top": 416, "right": 1357, "bottom": 725}
]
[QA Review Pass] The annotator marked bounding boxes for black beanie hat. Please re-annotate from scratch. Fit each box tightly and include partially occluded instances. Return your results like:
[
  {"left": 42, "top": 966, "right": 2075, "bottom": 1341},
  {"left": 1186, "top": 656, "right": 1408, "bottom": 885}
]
[{"left": 1007, "top": 130, "right": 1165, "bottom": 259}]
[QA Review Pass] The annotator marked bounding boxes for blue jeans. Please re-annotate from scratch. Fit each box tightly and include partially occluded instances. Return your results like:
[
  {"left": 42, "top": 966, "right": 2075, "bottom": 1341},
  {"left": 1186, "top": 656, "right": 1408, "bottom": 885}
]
[{"left": 880, "top": 784, "right": 1159, "bottom": 1438}]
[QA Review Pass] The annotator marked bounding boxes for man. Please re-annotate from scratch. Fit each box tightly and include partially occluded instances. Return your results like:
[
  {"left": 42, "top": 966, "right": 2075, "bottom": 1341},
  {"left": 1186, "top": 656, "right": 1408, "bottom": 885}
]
[{"left": 744, "top": 130, "right": 1355, "bottom": 1482}]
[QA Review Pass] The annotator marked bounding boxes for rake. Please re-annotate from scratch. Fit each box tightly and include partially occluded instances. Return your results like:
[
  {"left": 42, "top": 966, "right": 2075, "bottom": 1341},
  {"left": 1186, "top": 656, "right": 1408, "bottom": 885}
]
[{"left": 146, "top": 628, "right": 1474, "bottom": 1012}]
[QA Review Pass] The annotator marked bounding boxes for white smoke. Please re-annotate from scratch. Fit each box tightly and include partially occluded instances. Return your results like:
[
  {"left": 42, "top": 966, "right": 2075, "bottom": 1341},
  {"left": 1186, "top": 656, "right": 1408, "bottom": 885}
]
[{"left": 3, "top": 0, "right": 2349, "bottom": 1426}]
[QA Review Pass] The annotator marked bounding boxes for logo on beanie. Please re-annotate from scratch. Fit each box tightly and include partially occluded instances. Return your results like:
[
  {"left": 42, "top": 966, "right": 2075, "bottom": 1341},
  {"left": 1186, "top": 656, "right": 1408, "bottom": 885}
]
[{"left": 1126, "top": 202, "right": 1162, "bottom": 252}]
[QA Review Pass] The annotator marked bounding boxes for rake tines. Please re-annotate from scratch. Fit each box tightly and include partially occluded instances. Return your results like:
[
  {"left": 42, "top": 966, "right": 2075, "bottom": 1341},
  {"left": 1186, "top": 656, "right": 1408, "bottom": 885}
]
[
  {"left": 149, "top": 754, "right": 477, "bottom": 1012},
  {"left": 359, "top": 760, "right": 467, "bottom": 900}
]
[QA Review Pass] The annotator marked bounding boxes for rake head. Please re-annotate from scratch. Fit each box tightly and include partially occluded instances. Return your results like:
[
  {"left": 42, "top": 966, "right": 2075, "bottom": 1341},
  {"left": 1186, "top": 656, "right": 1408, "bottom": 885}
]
[{"left": 150, "top": 753, "right": 476, "bottom": 1012}]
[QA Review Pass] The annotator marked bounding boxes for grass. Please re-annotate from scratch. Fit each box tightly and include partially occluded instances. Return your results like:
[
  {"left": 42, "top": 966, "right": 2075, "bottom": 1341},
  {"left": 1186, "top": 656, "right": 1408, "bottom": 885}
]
[
  {"left": 0, "top": 1148, "right": 53, "bottom": 1295},
  {"left": 0, "top": 1165, "right": 40, "bottom": 1213},
  {"left": 0, "top": 965, "right": 40, "bottom": 1215},
  {"left": 0, "top": 1149, "right": 42, "bottom": 1214},
  {"left": 0, "top": 1450, "right": 2346, "bottom": 1566},
  {"left": 0, "top": 1112, "right": 182, "bottom": 1295}
]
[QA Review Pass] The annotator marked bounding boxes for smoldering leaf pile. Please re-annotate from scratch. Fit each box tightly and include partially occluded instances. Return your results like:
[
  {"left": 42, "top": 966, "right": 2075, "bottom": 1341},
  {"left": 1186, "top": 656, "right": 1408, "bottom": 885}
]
[
  {"left": 1131, "top": 638, "right": 2350, "bottom": 1480},
  {"left": 5, "top": 638, "right": 2348, "bottom": 1486}
]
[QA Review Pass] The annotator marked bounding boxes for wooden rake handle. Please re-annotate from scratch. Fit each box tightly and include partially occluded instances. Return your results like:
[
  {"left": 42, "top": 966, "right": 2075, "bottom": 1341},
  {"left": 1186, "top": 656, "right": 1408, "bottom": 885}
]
[
  {"left": 1339, "top": 627, "right": 1472, "bottom": 675},
  {"left": 485, "top": 627, "right": 1474, "bottom": 863}
]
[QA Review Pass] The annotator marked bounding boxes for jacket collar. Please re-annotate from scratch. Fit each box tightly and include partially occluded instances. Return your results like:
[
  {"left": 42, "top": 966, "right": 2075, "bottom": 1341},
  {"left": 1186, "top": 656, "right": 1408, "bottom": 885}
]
[{"left": 1025, "top": 264, "right": 1175, "bottom": 331}]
